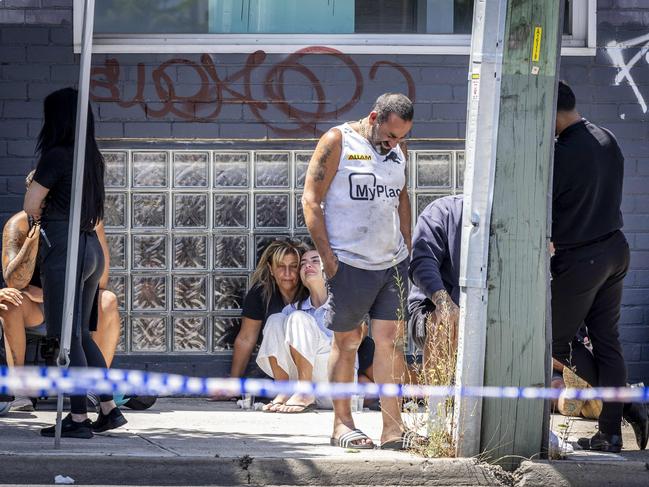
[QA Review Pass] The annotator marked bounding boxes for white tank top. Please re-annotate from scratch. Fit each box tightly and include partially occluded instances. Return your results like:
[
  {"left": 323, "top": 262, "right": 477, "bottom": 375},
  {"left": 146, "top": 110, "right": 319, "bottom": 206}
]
[{"left": 323, "top": 122, "right": 409, "bottom": 270}]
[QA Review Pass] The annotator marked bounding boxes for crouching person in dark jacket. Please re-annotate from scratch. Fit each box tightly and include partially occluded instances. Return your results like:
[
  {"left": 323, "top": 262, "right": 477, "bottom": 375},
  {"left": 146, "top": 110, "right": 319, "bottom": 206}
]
[{"left": 408, "top": 195, "right": 462, "bottom": 383}]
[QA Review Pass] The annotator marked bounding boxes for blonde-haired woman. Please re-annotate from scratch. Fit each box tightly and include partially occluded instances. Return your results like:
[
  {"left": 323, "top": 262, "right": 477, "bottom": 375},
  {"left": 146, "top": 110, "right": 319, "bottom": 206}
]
[
  {"left": 217, "top": 239, "right": 308, "bottom": 395},
  {"left": 257, "top": 248, "right": 331, "bottom": 413}
]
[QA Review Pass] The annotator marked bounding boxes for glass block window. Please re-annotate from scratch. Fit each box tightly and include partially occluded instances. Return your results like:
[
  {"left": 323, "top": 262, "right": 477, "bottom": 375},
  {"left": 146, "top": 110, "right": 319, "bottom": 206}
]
[
  {"left": 413, "top": 151, "right": 464, "bottom": 211},
  {"left": 103, "top": 149, "right": 464, "bottom": 355}
]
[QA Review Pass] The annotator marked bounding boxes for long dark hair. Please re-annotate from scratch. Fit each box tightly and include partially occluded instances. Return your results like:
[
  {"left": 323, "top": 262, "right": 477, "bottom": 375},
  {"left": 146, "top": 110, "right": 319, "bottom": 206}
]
[{"left": 36, "top": 87, "right": 105, "bottom": 227}]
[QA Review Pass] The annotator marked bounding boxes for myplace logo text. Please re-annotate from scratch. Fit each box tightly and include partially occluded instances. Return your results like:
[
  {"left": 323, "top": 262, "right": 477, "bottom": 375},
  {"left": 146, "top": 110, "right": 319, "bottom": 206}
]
[{"left": 348, "top": 173, "right": 402, "bottom": 201}]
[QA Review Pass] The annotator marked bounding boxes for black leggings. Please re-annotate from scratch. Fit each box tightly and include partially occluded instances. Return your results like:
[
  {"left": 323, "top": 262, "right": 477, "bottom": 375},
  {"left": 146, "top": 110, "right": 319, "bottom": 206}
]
[
  {"left": 69, "top": 326, "right": 112, "bottom": 414},
  {"left": 40, "top": 224, "right": 112, "bottom": 414}
]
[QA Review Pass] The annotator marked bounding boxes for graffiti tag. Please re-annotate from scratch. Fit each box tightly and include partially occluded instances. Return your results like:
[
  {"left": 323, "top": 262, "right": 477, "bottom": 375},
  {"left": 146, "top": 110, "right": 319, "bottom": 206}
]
[
  {"left": 90, "top": 46, "right": 416, "bottom": 137},
  {"left": 606, "top": 33, "right": 649, "bottom": 115}
]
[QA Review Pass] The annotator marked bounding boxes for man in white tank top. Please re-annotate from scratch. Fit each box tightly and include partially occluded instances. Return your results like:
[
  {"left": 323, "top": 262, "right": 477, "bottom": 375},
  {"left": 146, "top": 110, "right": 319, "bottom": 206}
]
[{"left": 303, "top": 93, "right": 422, "bottom": 450}]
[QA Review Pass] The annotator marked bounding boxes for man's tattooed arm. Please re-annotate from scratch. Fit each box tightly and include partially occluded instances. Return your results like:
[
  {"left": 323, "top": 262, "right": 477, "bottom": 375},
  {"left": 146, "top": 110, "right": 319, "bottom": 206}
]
[
  {"left": 302, "top": 129, "right": 342, "bottom": 278},
  {"left": 308, "top": 144, "right": 332, "bottom": 182}
]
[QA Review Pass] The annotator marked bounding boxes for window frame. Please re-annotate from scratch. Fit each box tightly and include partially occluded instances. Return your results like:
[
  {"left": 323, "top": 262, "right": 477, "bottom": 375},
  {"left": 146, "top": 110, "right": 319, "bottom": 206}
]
[{"left": 74, "top": 0, "right": 596, "bottom": 56}]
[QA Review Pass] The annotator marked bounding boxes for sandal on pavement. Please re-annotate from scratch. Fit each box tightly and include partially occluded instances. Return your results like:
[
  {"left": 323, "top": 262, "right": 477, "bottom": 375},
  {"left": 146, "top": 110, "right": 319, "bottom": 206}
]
[
  {"left": 262, "top": 401, "right": 285, "bottom": 412},
  {"left": 380, "top": 430, "right": 427, "bottom": 450},
  {"left": 330, "top": 428, "right": 375, "bottom": 449},
  {"left": 278, "top": 402, "right": 316, "bottom": 414}
]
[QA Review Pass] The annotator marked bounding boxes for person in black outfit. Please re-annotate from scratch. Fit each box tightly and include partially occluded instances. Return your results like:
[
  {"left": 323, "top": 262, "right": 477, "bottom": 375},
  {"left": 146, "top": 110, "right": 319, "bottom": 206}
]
[
  {"left": 23, "top": 88, "right": 127, "bottom": 438},
  {"left": 551, "top": 81, "right": 648, "bottom": 452}
]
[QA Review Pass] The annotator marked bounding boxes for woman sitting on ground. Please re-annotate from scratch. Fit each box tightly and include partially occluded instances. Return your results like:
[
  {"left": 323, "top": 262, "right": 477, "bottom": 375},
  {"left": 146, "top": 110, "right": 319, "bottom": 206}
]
[
  {"left": 216, "top": 240, "right": 308, "bottom": 393},
  {"left": 257, "top": 249, "right": 332, "bottom": 413}
]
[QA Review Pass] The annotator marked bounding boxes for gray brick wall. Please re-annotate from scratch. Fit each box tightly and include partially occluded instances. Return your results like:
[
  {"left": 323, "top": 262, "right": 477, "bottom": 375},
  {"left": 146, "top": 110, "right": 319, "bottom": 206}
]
[
  {"left": 590, "top": 1, "right": 649, "bottom": 382},
  {"left": 1, "top": 0, "right": 648, "bottom": 380},
  {"left": 0, "top": 0, "right": 70, "bottom": 24}
]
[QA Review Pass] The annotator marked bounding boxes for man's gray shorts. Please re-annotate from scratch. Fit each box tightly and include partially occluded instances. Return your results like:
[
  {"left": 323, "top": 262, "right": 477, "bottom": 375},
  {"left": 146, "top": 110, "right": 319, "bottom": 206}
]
[{"left": 323, "top": 258, "right": 409, "bottom": 333}]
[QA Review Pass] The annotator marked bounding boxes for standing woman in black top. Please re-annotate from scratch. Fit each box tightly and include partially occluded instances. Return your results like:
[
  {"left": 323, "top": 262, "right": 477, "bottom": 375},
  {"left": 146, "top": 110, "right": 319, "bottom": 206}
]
[{"left": 23, "top": 88, "right": 127, "bottom": 438}]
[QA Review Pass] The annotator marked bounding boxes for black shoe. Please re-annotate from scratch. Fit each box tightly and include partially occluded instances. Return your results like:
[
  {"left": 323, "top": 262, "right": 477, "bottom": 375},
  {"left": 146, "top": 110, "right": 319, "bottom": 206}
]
[
  {"left": 623, "top": 402, "right": 649, "bottom": 450},
  {"left": 577, "top": 431, "right": 623, "bottom": 453},
  {"left": 92, "top": 407, "right": 127, "bottom": 433},
  {"left": 40, "top": 413, "right": 93, "bottom": 439},
  {"left": 123, "top": 395, "right": 157, "bottom": 410}
]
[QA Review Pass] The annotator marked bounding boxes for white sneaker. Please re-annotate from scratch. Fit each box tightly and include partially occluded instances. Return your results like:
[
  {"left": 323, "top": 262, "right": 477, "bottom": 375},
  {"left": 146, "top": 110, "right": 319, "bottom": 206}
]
[
  {"left": 11, "top": 397, "right": 34, "bottom": 412},
  {"left": 0, "top": 402, "right": 10, "bottom": 417}
]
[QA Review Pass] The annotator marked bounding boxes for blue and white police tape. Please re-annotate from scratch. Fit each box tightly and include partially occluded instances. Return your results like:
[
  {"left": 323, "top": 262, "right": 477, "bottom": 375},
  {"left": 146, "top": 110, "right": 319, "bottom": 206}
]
[{"left": 1, "top": 366, "right": 648, "bottom": 402}]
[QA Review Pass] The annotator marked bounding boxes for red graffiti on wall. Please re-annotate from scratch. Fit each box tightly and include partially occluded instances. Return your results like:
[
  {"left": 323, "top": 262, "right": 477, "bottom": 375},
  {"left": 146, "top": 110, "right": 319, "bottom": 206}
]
[{"left": 90, "top": 46, "right": 416, "bottom": 137}]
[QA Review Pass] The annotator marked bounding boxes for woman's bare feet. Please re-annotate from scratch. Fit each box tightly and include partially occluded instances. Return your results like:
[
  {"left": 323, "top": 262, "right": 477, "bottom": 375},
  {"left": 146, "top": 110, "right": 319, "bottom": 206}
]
[
  {"left": 262, "top": 394, "right": 290, "bottom": 412},
  {"left": 276, "top": 393, "right": 315, "bottom": 413}
]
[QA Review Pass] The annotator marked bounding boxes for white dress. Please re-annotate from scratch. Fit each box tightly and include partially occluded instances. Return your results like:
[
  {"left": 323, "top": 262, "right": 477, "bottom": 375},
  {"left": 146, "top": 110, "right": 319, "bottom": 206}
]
[{"left": 256, "top": 297, "right": 333, "bottom": 408}]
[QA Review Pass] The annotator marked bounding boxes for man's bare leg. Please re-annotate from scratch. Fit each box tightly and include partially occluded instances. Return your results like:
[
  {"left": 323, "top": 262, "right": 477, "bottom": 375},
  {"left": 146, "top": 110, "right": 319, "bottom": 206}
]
[
  {"left": 262, "top": 356, "right": 291, "bottom": 411},
  {"left": 92, "top": 290, "right": 120, "bottom": 367},
  {"left": 278, "top": 345, "right": 315, "bottom": 412},
  {"left": 372, "top": 318, "right": 407, "bottom": 445},
  {"left": 330, "top": 327, "right": 373, "bottom": 446}
]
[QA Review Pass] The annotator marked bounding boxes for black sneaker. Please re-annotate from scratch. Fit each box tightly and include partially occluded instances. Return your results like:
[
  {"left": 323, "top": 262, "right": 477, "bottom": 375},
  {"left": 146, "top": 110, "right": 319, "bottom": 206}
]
[
  {"left": 40, "top": 413, "right": 93, "bottom": 439},
  {"left": 623, "top": 402, "right": 649, "bottom": 450},
  {"left": 577, "top": 431, "right": 623, "bottom": 453},
  {"left": 91, "top": 407, "right": 127, "bottom": 433}
]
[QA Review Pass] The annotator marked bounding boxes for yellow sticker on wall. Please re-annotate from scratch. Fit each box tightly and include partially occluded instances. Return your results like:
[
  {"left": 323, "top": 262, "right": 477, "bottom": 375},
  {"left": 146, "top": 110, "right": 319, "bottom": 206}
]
[{"left": 532, "top": 26, "right": 542, "bottom": 62}]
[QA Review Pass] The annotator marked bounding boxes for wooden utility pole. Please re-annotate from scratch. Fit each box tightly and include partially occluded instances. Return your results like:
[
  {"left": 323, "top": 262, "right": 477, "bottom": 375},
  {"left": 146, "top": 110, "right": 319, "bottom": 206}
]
[{"left": 454, "top": 0, "right": 563, "bottom": 467}]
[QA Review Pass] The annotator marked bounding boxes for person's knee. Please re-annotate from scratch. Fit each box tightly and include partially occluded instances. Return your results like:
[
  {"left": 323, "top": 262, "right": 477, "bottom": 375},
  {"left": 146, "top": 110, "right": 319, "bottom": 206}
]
[
  {"left": 0, "top": 301, "right": 26, "bottom": 328},
  {"left": 287, "top": 310, "right": 312, "bottom": 323},
  {"left": 266, "top": 313, "right": 286, "bottom": 327},
  {"left": 286, "top": 311, "right": 318, "bottom": 334},
  {"left": 264, "top": 313, "right": 287, "bottom": 334},
  {"left": 333, "top": 327, "right": 363, "bottom": 353},
  {"left": 373, "top": 325, "right": 403, "bottom": 350},
  {"left": 258, "top": 314, "right": 287, "bottom": 348},
  {"left": 0, "top": 300, "right": 21, "bottom": 320},
  {"left": 99, "top": 290, "right": 118, "bottom": 314}
]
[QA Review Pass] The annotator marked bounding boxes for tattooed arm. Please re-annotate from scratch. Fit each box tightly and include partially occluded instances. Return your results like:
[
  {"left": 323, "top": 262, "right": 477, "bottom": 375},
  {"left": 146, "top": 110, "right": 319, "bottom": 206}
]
[
  {"left": 2, "top": 212, "right": 40, "bottom": 290},
  {"left": 302, "top": 129, "right": 342, "bottom": 278},
  {"left": 398, "top": 142, "right": 412, "bottom": 254}
]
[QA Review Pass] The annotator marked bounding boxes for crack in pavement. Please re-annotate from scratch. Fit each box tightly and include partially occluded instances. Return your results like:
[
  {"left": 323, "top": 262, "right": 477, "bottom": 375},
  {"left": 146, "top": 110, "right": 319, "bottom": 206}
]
[{"left": 133, "top": 433, "right": 181, "bottom": 456}]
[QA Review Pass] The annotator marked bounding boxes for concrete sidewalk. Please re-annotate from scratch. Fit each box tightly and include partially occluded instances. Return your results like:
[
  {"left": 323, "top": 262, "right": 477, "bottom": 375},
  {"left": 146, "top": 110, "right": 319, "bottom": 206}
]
[{"left": 0, "top": 398, "right": 647, "bottom": 485}]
